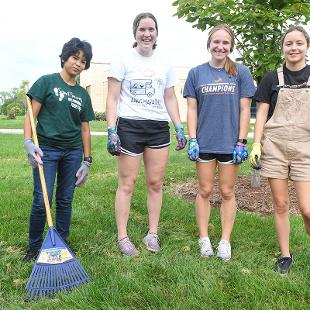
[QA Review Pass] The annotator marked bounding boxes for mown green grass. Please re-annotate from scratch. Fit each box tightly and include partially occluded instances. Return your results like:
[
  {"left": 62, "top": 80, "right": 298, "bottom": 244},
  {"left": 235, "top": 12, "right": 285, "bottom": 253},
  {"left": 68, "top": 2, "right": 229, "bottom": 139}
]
[
  {"left": 0, "top": 115, "right": 106, "bottom": 132},
  {"left": 89, "top": 120, "right": 107, "bottom": 132},
  {"left": 0, "top": 134, "right": 309, "bottom": 309},
  {"left": 0, "top": 116, "right": 24, "bottom": 129}
]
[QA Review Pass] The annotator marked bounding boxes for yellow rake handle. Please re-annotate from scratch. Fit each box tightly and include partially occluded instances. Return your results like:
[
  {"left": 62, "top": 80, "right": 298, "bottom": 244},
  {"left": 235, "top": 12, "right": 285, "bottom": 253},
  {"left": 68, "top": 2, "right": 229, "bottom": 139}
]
[{"left": 26, "top": 95, "right": 54, "bottom": 228}]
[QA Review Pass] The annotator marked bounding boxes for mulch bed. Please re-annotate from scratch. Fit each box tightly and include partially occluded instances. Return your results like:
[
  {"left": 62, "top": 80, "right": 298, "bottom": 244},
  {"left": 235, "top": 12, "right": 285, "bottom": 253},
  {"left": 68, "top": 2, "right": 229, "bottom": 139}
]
[{"left": 175, "top": 176, "right": 300, "bottom": 216}]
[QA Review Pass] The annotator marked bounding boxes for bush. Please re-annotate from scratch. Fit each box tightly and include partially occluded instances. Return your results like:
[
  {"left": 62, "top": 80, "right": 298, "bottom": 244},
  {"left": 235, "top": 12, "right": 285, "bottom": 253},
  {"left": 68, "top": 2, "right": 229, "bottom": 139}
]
[
  {"left": 95, "top": 112, "right": 106, "bottom": 121},
  {"left": 7, "top": 104, "right": 23, "bottom": 119}
]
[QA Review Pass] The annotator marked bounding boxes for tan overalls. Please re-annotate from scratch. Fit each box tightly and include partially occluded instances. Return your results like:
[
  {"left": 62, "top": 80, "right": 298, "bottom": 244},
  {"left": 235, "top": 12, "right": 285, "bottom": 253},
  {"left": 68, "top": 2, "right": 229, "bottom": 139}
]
[{"left": 261, "top": 66, "right": 310, "bottom": 181}]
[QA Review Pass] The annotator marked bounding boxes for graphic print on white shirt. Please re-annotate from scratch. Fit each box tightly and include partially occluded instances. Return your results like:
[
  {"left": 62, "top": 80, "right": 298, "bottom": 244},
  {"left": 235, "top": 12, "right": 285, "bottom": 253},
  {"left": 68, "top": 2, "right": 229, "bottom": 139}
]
[
  {"left": 130, "top": 79, "right": 155, "bottom": 97},
  {"left": 108, "top": 49, "right": 177, "bottom": 121}
]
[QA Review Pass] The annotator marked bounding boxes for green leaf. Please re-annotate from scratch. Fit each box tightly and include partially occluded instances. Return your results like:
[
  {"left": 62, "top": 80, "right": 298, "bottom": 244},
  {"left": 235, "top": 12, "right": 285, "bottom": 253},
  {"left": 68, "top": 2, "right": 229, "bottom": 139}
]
[{"left": 173, "top": 0, "right": 310, "bottom": 83}]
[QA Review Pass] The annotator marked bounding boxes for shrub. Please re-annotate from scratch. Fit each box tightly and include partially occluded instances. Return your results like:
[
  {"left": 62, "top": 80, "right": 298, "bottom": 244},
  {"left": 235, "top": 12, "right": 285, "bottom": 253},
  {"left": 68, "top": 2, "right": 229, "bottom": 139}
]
[
  {"left": 95, "top": 112, "right": 106, "bottom": 121},
  {"left": 7, "top": 104, "right": 23, "bottom": 119}
]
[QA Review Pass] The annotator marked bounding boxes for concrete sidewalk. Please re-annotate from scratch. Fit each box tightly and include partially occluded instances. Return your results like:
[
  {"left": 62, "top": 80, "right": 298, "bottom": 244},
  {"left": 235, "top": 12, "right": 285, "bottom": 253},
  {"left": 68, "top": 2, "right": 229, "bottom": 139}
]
[{"left": 0, "top": 128, "right": 253, "bottom": 138}]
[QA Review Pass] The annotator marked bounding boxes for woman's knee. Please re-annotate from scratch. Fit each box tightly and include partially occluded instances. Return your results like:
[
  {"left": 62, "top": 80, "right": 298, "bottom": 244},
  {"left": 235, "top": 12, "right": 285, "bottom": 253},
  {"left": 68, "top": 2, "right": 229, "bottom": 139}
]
[
  {"left": 118, "top": 177, "right": 137, "bottom": 195},
  {"left": 273, "top": 197, "right": 289, "bottom": 215},
  {"left": 300, "top": 207, "right": 310, "bottom": 221},
  {"left": 147, "top": 179, "right": 163, "bottom": 193},
  {"left": 30, "top": 202, "right": 46, "bottom": 216},
  {"left": 198, "top": 185, "right": 213, "bottom": 199},
  {"left": 219, "top": 186, "right": 234, "bottom": 201}
]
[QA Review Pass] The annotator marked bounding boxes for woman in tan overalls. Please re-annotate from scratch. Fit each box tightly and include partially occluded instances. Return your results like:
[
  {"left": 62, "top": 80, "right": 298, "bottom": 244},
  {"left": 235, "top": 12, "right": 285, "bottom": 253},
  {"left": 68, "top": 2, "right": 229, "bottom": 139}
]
[{"left": 249, "top": 26, "right": 310, "bottom": 274}]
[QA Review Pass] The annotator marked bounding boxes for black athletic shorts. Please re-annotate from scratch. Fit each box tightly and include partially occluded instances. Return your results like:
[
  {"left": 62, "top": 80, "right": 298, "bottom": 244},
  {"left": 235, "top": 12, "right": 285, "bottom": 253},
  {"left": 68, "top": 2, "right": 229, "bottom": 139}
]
[
  {"left": 198, "top": 153, "right": 233, "bottom": 164},
  {"left": 117, "top": 117, "right": 170, "bottom": 156}
]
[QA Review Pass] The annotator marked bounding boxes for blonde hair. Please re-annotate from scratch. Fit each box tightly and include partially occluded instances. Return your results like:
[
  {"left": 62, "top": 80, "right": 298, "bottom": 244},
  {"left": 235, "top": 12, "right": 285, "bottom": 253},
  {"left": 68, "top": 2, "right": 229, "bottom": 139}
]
[{"left": 207, "top": 24, "right": 237, "bottom": 76}]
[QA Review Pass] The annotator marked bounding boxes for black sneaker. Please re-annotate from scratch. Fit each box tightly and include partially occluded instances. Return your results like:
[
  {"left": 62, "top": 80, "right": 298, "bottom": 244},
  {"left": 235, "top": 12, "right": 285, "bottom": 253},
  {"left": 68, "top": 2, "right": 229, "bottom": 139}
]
[
  {"left": 22, "top": 247, "right": 40, "bottom": 262},
  {"left": 274, "top": 255, "right": 293, "bottom": 275}
]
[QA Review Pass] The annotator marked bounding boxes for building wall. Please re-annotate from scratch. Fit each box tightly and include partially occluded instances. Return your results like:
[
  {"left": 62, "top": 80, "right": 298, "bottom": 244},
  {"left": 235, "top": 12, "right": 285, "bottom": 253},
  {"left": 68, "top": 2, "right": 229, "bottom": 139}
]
[{"left": 80, "top": 62, "right": 190, "bottom": 121}]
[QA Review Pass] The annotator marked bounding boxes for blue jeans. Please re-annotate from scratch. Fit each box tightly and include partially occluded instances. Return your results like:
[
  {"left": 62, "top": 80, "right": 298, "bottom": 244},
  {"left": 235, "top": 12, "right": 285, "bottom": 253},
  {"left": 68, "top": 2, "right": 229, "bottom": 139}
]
[{"left": 29, "top": 146, "right": 82, "bottom": 249}]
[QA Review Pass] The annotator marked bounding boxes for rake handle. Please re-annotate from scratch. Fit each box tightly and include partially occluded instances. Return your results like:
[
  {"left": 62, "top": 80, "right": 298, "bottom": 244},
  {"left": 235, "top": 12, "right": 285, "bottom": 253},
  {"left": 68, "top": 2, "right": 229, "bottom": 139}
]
[{"left": 26, "top": 95, "right": 54, "bottom": 228}]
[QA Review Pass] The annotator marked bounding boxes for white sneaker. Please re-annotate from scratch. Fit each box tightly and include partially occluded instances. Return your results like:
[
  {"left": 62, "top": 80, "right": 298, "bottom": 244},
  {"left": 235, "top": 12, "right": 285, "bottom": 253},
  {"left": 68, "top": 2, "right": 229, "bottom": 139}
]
[
  {"left": 199, "top": 237, "right": 214, "bottom": 257},
  {"left": 216, "top": 240, "right": 231, "bottom": 261}
]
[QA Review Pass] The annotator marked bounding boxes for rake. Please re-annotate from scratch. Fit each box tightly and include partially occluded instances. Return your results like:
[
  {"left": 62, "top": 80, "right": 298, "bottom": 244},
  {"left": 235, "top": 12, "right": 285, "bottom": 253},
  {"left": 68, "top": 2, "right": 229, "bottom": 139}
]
[{"left": 25, "top": 94, "right": 91, "bottom": 301}]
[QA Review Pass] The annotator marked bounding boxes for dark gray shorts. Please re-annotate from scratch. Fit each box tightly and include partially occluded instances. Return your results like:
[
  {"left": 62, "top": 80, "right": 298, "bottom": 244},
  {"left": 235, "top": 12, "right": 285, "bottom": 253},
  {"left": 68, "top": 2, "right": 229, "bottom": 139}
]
[
  {"left": 117, "top": 117, "right": 170, "bottom": 156},
  {"left": 198, "top": 153, "right": 233, "bottom": 164}
]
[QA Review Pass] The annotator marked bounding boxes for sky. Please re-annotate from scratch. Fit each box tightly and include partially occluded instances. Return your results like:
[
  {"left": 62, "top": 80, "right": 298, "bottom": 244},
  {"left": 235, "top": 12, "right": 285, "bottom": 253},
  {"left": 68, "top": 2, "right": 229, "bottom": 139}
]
[
  {"left": 0, "top": 0, "right": 209, "bottom": 92},
  {"left": 1, "top": 1, "right": 309, "bottom": 93}
]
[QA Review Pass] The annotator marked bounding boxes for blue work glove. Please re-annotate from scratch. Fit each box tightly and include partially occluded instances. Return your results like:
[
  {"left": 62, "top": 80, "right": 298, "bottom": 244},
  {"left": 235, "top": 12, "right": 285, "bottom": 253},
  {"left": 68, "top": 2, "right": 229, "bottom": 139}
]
[
  {"left": 75, "top": 161, "right": 90, "bottom": 187},
  {"left": 187, "top": 138, "right": 199, "bottom": 161},
  {"left": 175, "top": 124, "right": 187, "bottom": 151},
  {"left": 233, "top": 142, "right": 248, "bottom": 164},
  {"left": 24, "top": 138, "right": 43, "bottom": 168},
  {"left": 107, "top": 127, "right": 121, "bottom": 156}
]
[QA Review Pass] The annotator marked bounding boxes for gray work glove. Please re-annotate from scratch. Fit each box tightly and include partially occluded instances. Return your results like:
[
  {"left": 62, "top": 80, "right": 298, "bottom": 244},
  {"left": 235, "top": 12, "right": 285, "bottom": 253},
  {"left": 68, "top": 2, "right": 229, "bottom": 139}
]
[
  {"left": 24, "top": 138, "right": 43, "bottom": 168},
  {"left": 75, "top": 161, "right": 91, "bottom": 187}
]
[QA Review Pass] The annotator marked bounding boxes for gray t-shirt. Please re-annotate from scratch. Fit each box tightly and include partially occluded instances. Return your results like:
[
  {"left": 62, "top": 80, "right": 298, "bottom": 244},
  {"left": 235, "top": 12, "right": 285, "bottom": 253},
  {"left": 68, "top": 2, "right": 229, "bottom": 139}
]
[{"left": 184, "top": 62, "right": 256, "bottom": 153}]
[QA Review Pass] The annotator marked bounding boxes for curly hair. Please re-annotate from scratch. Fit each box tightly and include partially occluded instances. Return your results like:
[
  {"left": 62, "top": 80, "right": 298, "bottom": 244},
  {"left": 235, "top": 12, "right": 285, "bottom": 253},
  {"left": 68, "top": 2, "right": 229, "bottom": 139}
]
[{"left": 59, "top": 38, "right": 92, "bottom": 70}]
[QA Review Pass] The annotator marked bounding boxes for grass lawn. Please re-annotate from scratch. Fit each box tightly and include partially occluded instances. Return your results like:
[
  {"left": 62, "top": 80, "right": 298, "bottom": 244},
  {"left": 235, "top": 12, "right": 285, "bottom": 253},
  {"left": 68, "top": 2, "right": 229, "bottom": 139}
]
[
  {"left": 0, "top": 115, "right": 24, "bottom": 129},
  {"left": 0, "top": 115, "right": 106, "bottom": 132},
  {"left": 0, "top": 134, "right": 309, "bottom": 309}
]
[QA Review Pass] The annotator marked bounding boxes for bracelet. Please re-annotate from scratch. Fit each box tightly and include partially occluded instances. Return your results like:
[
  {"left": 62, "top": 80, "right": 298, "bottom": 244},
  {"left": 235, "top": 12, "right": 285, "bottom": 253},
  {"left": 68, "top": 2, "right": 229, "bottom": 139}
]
[{"left": 237, "top": 138, "right": 247, "bottom": 145}]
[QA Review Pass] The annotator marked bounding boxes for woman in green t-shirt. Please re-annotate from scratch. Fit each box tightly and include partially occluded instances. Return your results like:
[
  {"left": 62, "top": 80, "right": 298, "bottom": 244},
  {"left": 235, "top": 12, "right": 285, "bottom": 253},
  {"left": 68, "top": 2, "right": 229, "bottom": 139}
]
[{"left": 23, "top": 38, "right": 95, "bottom": 261}]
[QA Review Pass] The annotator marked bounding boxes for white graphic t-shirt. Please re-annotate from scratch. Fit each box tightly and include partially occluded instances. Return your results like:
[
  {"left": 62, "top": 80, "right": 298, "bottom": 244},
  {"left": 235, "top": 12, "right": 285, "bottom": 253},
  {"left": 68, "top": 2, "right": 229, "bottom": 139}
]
[{"left": 108, "top": 49, "right": 178, "bottom": 121}]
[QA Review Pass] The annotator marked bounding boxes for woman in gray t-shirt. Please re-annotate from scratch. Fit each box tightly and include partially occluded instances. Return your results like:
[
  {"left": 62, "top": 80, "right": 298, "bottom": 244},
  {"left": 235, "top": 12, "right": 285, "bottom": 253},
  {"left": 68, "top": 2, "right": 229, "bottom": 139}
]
[{"left": 184, "top": 24, "right": 255, "bottom": 261}]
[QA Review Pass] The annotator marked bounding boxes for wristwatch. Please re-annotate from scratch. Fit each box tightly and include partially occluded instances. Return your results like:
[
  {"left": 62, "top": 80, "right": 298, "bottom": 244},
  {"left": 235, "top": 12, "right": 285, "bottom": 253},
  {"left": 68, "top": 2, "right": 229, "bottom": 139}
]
[
  {"left": 237, "top": 139, "right": 247, "bottom": 145},
  {"left": 84, "top": 156, "right": 93, "bottom": 164}
]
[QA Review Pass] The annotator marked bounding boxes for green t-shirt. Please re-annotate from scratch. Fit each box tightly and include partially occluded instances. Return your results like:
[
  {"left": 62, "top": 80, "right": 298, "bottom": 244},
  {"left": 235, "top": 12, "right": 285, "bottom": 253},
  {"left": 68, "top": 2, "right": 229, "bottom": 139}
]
[{"left": 28, "top": 73, "right": 95, "bottom": 150}]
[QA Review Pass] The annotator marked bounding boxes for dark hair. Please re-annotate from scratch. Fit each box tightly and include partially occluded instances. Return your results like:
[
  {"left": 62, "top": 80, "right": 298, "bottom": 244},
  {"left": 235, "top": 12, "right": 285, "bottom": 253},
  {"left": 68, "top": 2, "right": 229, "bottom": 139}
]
[
  {"left": 280, "top": 25, "right": 310, "bottom": 47},
  {"left": 59, "top": 38, "right": 92, "bottom": 70},
  {"left": 132, "top": 12, "right": 158, "bottom": 49},
  {"left": 207, "top": 24, "right": 237, "bottom": 76}
]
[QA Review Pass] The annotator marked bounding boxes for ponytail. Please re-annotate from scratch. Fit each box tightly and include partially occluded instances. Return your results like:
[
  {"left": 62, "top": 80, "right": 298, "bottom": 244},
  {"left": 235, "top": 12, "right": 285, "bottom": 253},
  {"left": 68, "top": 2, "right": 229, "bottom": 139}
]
[{"left": 225, "top": 56, "right": 237, "bottom": 76}]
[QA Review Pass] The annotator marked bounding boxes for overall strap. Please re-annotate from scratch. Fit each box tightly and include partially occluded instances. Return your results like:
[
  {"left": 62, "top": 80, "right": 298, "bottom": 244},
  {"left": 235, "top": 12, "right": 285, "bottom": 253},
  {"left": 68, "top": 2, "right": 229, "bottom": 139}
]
[
  {"left": 277, "top": 67, "right": 284, "bottom": 87},
  {"left": 307, "top": 73, "right": 310, "bottom": 86}
]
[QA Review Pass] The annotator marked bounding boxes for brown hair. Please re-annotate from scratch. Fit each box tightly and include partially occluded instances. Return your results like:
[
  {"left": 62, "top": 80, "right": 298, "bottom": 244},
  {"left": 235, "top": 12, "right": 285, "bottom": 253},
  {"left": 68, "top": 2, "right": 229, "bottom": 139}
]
[
  {"left": 132, "top": 12, "right": 158, "bottom": 50},
  {"left": 207, "top": 24, "right": 237, "bottom": 76},
  {"left": 280, "top": 25, "right": 310, "bottom": 47}
]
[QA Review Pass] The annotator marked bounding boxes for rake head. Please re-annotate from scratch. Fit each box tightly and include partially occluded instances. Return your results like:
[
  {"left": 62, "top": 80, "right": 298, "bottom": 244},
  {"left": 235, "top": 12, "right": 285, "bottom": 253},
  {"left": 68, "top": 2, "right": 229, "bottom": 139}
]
[{"left": 25, "top": 228, "right": 91, "bottom": 301}]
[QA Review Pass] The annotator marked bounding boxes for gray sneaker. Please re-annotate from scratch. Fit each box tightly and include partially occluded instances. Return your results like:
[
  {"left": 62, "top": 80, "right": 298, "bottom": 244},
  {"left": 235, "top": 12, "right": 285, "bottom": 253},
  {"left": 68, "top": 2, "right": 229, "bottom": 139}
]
[
  {"left": 117, "top": 237, "right": 139, "bottom": 256},
  {"left": 216, "top": 240, "right": 231, "bottom": 261},
  {"left": 143, "top": 233, "right": 160, "bottom": 252}
]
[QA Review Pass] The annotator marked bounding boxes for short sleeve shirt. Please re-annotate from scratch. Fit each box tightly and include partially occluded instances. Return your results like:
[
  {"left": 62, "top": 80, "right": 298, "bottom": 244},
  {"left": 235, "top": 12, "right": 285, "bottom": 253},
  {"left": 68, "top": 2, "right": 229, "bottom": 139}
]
[
  {"left": 27, "top": 73, "right": 95, "bottom": 150},
  {"left": 254, "top": 65, "right": 310, "bottom": 120},
  {"left": 183, "top": 62, "right": 256, "bottom": 153},
  {"left": 108, "top": 49, "right": 178, "bottom": 121}
]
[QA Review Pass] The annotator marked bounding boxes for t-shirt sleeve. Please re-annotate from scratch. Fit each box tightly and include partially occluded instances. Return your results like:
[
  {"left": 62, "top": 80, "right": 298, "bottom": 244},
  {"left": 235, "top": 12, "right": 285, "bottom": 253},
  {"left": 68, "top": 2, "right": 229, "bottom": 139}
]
[
  {"left": 165, "top": 65, "right": 178, "bottom": 89},
  {"left": 183, "top": 68, "right": 196, "bottom": 98},
  {"left": 80, "top": 91, "right": 95, "bottom": 122},
  {"left": 254, "top": 72, "right": 275, "bottom": 104},
  {"left": 239, "top": 65, "right": 256, "bottom": 98},
  {"left": 107, "top": 56, "right": 125, "bottom": 82},
  {"left": 27, "top": 75, "right": 48, "bottom": 105}
]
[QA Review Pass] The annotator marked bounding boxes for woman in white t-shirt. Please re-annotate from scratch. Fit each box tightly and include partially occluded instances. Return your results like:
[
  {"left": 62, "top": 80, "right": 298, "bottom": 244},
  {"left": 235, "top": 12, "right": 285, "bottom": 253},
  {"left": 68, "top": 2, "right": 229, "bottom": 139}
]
[{"left": 105, "top": 12, "right": 187, "bottom": 256}]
